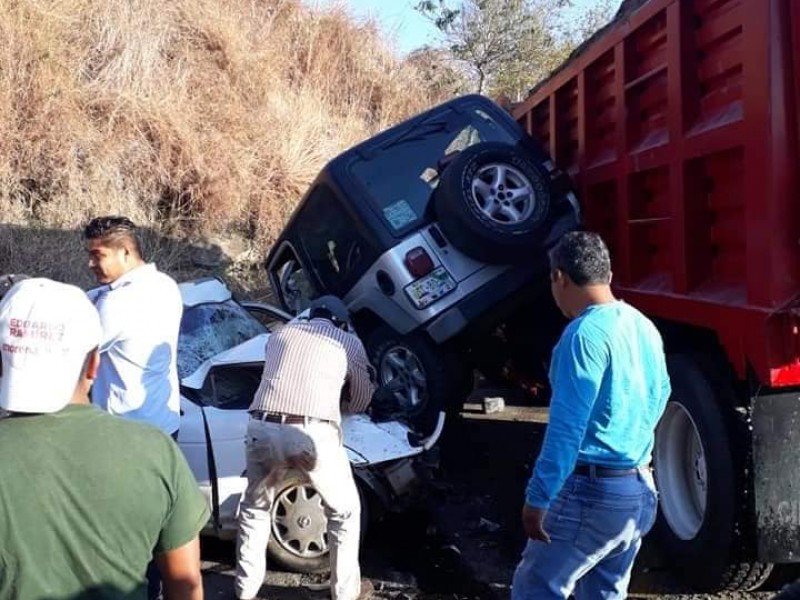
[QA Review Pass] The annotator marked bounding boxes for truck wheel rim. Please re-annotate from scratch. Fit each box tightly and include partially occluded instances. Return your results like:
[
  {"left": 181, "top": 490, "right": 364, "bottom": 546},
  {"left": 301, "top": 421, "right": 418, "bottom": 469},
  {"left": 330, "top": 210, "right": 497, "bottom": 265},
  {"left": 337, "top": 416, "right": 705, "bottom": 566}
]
[
  {"left": 654, "top": 402, "right": 708, "bottom": 540},
  {"left": 471, "top": 163, "right": 536, "bottom": 225},
  {"left": 271, "top": 483, "right": 329, "bottom": 559},
  {"left": 380, "top": 346, "right": 427, "bottom": 415}
]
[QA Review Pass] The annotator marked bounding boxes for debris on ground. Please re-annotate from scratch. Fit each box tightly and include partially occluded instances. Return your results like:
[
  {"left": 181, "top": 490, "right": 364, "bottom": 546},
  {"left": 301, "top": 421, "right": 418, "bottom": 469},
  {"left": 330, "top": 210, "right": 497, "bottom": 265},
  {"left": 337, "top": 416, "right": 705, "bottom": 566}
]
[{"left": 482, "top": 397, "right": 505, "bottom": 414}]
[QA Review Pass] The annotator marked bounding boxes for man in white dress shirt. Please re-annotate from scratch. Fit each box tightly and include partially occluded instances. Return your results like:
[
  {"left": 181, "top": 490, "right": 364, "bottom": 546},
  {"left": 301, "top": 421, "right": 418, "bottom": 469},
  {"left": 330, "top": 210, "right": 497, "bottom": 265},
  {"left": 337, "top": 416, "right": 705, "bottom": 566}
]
[
  {"left": 84, "top": 216, "right": 185, "bottom": 600},
  {"left": 84, "top": 216, "right": 183, "bottom": 439}
]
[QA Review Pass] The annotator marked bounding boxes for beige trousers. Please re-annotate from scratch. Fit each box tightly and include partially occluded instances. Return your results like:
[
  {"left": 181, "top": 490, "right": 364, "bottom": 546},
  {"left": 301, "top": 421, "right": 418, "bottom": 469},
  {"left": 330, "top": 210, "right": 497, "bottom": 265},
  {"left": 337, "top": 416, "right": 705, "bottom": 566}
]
[{"left": 235, "top": 418, "right": 361, "bottom": 600}]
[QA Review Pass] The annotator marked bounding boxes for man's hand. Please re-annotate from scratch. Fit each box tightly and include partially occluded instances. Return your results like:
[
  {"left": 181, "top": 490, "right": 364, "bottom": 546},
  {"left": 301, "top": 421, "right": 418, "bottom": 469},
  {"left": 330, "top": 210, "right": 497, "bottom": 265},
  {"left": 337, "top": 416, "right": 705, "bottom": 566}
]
[{"left": 522, "top": 503, "right": 550, "bottom": 543}]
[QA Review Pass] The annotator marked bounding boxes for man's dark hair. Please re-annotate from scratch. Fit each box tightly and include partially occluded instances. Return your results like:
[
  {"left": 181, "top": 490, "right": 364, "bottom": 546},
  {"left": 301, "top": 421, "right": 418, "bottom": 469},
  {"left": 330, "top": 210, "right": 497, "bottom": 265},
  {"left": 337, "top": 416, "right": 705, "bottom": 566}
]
[
  {"left": 83, "top": 216, "right": 143, "bottom": 257},
  {"left": 549, "top": 231, "right": 612, "bottom": 286}
]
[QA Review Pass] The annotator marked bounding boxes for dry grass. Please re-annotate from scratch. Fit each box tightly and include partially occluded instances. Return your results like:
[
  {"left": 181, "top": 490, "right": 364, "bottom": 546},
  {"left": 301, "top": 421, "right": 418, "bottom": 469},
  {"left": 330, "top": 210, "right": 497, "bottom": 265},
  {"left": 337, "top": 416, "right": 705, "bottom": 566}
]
[{"left": 0, "top": 0, "right": 449, "bottom": 291}]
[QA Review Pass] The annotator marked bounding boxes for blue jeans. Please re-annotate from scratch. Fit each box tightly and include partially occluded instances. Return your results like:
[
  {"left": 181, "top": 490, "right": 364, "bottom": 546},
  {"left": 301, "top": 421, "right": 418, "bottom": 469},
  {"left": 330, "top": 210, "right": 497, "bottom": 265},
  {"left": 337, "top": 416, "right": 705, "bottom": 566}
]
[{"left": 512, "top": 468, "right": 658, "bottom": 600}]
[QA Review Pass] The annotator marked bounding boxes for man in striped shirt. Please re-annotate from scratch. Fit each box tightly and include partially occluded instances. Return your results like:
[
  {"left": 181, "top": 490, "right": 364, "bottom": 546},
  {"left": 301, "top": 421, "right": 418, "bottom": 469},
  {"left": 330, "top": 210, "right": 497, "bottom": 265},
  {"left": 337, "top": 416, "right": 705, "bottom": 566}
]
[{"left": 235, "top": 296, "right": 375, "bottom": 600}]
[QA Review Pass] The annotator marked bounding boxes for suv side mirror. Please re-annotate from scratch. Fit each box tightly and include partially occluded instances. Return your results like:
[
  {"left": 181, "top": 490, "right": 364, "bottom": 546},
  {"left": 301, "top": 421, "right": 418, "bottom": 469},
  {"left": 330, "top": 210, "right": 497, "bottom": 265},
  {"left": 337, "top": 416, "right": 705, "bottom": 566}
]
[{"left": 275, "top": 259, "right": 315, "bottom": 315}]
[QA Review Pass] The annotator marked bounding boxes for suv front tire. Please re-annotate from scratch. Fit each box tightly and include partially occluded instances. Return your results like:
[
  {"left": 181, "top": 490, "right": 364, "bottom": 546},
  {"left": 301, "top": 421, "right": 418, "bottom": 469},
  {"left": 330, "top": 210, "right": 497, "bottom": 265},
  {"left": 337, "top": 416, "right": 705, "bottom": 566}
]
[{"left": 366, "top": 326, "right": 470, "bottom": 430}]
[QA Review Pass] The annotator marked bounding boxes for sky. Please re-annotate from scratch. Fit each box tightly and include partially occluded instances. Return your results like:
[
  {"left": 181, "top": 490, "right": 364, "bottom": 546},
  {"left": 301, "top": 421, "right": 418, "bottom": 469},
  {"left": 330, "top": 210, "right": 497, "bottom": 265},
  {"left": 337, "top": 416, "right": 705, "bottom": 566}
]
[{"left": 306, "top": 0, "right": 625, "bottom": 55}]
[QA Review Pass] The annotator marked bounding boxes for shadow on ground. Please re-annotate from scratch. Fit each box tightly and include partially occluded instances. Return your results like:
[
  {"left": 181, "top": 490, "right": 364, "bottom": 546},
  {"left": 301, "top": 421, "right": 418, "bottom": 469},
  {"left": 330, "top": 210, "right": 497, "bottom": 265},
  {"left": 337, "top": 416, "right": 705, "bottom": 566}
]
[{"left": 427, "top": 387, "right": 797, "bottom": 599}]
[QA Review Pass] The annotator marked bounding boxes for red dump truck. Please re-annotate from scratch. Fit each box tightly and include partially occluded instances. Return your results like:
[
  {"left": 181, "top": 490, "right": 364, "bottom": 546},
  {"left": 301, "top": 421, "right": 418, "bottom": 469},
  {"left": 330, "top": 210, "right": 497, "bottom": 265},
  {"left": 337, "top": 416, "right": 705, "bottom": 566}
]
[
  {"left": 513, "top": 0, "right": 800, "bottom": 589},
  {"left": 512, "top": 0, "right": 800, "bottom": 591}
]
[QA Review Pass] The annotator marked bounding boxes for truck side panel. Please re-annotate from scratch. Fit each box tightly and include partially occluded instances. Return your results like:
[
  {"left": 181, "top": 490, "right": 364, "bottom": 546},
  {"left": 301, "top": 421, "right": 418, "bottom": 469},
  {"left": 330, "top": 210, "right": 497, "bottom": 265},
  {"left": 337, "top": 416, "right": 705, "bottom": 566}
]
[{"left": 513, "top": 0, "right": 800, "bottom": 387}]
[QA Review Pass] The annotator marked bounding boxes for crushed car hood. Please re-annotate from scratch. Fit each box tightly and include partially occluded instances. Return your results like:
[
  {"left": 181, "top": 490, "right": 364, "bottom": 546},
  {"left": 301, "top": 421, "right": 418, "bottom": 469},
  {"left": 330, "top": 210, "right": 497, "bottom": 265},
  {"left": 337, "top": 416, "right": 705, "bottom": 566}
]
[
  {"left": 181, "top": 334, "right": 268, "bottom": 390},
  {"left": 342, "top": 415, "right": 428, "bottom": 465},
  {"left": 180, "top": 330, "right": 444, "bottom": 466}
]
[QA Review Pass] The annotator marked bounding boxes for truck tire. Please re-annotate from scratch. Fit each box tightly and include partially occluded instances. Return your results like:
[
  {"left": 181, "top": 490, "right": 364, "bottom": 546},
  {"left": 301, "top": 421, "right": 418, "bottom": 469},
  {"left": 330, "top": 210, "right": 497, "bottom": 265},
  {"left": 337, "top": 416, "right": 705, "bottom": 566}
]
[
  {"left": 653, "top": 354, "right": 772, "bottom": 591},
  {"left": 434, "top": 142, "right": 552, "bottom": 264},
  {"left": 366, "top": 326, "right": 470, "bottom": 432},
  {"left": 267, "top": 475, "right": 368, "bottom": 573}
]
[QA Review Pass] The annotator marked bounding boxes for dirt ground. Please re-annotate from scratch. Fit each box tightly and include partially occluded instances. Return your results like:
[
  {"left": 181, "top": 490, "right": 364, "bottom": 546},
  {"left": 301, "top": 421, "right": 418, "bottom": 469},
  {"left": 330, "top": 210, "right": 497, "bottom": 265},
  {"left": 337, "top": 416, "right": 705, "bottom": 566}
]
[{"left": 200, "top": 388, "right": 795, "bottom": 600}]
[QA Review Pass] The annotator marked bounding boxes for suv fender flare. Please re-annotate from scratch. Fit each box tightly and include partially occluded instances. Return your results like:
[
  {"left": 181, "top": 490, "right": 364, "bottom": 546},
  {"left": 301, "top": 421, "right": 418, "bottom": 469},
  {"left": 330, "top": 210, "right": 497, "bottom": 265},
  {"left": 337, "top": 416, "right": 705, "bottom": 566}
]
[{"left": 345, "top": 294, "right": 418, "bottom": 336}]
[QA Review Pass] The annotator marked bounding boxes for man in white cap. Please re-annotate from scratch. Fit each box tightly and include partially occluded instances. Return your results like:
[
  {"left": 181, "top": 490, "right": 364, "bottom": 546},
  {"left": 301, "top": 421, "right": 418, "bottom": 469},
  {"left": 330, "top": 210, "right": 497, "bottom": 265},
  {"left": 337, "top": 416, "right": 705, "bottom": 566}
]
[
  {"left": 236, "top": 295, "right": 375, "bottom": 600},
  {"left": 0, "top": 278, "right": 209, "bottom": 600}
]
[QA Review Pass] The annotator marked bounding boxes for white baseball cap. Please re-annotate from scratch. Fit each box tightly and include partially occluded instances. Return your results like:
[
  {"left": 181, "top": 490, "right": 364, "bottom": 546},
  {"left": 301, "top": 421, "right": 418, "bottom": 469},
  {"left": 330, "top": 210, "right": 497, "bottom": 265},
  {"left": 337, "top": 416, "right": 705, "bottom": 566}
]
[{"left": 0, "top": 278, "right": 102, "bottom": 414}]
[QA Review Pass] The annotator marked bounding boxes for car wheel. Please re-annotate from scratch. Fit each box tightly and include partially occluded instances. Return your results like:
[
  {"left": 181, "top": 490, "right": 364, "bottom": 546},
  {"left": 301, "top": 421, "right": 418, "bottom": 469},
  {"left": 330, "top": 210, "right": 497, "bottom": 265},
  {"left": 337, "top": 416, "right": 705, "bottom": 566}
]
[
  {"left": 366, "top": 326, "right": 471, "bottom": 431},
  {"left": 434, "top": 142, "right": 552, "bottom": 264},
  {"left": 653, "top": 355, "right": 773, "bottom": 592},
  {"left": 267, "top": 475, "right": 368, "bottom": 574}
]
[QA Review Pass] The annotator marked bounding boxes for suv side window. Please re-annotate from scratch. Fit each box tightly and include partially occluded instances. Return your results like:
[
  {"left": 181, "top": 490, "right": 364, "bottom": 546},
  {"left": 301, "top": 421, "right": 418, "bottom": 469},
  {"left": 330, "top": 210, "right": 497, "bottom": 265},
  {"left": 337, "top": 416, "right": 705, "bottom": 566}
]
[
  {"left": 269, "top": 244, "right": 316, "bottom": 315},
  {"left": 297, "top": 184, "right": 372, "bottom": 296}
]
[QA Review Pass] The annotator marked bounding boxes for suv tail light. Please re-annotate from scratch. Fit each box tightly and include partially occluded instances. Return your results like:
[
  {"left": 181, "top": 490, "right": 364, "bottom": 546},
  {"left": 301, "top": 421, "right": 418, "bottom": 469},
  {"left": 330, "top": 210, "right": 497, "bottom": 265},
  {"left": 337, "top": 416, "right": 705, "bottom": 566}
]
[{"left": 404, "top": 247, "right": 434, "bottom": 278}]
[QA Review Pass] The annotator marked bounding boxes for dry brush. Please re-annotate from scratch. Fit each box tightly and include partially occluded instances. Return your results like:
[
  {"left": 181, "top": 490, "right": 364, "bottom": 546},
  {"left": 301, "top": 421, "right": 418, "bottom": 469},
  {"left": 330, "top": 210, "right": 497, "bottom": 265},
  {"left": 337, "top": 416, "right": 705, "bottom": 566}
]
[{"left": 0, "top": 0, "right": 447, "bottom": 290}]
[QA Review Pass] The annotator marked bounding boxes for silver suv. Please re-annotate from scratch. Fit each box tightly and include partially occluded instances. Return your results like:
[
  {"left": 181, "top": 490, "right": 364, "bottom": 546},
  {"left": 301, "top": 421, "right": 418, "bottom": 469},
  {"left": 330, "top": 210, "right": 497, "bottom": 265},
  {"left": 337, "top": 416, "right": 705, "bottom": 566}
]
[{"left": 266, "top": 95, "right": 580, "bottom": 428}]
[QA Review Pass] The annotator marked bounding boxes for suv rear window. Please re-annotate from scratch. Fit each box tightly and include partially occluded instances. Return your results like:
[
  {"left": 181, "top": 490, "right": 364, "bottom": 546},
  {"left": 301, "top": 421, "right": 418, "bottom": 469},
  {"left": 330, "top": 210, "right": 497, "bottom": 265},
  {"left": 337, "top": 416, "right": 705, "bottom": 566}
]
[{"left": 349, "top": 107, "right": 521, "bottom": 236}]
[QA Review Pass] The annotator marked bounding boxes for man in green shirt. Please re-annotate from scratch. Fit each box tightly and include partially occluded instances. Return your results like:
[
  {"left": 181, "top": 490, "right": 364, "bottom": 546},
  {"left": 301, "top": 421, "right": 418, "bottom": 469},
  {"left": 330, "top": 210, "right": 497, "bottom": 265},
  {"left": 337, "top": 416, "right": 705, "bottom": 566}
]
[{"left": 0, "top": 278, "right": 210, "bottom": 600}]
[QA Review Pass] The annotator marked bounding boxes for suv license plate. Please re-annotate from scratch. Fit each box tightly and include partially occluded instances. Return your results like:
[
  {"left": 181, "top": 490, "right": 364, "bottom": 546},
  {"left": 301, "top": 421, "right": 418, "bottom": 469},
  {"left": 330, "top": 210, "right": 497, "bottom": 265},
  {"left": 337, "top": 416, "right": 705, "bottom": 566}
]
[{"left": 404, "top": 267, "right": 456, "bottom": 309}]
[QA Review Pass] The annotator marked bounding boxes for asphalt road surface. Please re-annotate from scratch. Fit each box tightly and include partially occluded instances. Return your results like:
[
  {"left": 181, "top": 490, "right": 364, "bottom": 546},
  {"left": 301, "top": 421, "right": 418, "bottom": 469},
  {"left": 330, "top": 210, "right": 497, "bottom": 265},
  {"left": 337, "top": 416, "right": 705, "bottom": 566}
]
[{"left": 200, "top": 392, "right": 795, "bottom": 599}]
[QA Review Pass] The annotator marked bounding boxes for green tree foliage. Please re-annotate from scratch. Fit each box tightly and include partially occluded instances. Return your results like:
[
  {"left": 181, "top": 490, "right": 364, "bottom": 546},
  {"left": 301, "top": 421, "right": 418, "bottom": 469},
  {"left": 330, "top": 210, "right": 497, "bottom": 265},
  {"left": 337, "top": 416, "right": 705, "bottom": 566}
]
[{"left": 416, "top": 0, "right": 619, "bottom": 101}]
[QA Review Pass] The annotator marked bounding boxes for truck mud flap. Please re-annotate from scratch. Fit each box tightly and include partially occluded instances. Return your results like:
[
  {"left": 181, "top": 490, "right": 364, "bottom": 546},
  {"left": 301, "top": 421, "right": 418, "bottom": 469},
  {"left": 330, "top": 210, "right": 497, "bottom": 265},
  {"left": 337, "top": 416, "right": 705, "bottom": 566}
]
[{"left": 752, "top": 390, "right": 800, "bottom": 563}]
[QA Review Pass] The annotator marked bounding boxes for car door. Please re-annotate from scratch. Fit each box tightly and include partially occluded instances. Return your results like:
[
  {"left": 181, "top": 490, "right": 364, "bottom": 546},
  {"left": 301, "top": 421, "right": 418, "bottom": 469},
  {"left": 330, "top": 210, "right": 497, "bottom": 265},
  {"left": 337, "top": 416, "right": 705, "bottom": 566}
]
[
  {"left": 177, "top": 279, "right": 290, "bottom": 532},
  {"left": 193, "top": 364, "right": 259, "bottom": 533},
  {"left": 195, "top": 305, "right": 291, "bottom": 533}
]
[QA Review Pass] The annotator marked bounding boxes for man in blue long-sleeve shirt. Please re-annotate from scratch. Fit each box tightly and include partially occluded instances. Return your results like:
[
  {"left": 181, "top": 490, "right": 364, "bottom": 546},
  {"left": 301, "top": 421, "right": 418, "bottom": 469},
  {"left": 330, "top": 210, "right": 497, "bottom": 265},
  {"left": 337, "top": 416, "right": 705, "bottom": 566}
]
[{"left": 512, "top": 231, "right": 671, "bottom": 600}]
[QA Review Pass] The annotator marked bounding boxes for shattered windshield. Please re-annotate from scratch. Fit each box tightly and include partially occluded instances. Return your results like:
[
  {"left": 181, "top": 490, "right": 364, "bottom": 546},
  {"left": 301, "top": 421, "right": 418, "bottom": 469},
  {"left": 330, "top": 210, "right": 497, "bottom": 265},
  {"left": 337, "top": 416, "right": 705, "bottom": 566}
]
[
  {"left": 178, "top": 300, "right": 267, "bottom": 379},
  {"left": 349, "top": 107, "right": 520, "bottom": 236}
]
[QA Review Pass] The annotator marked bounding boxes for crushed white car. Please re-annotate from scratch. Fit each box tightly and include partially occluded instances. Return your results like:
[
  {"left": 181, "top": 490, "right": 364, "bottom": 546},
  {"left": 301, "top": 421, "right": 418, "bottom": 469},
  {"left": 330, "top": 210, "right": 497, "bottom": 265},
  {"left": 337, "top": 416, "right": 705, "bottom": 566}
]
[{"left": 175, "top": 277, "right": 444, "bottom": 572}]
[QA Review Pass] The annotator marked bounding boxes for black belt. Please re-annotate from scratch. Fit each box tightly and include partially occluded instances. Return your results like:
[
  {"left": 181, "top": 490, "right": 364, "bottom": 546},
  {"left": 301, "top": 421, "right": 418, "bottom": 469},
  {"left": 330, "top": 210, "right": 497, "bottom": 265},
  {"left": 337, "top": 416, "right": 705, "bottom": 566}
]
[
  {"left": 573, "top": 464, "right": 640, "bottom": 478},
  {"left": 249, "top": 411, "right": 331, "bottom": 425}
]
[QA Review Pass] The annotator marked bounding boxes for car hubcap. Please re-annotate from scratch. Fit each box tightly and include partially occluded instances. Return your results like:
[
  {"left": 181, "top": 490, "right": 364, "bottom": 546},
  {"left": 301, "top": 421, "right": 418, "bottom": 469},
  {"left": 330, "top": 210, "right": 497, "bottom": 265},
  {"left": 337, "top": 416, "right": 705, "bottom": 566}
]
[
  {"left": 380, "top": 346, "right": 427, "bottom": 415},
  {"left": 471, "top": 163, "right": 536, "bottom": 225},
  {"left": 272, "top": 483, "right": 328, "bottom": 558},
  {"left": 654, "top": 402, "right": 708, "bottom": 540}
]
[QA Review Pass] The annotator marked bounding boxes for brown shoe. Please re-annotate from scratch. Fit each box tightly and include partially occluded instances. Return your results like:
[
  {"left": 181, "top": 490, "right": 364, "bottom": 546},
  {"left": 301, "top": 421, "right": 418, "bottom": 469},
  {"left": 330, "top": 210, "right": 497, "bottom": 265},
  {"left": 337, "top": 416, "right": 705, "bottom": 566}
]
[{"left": 357, "top": 579, "right": 374, "bottom": 600}]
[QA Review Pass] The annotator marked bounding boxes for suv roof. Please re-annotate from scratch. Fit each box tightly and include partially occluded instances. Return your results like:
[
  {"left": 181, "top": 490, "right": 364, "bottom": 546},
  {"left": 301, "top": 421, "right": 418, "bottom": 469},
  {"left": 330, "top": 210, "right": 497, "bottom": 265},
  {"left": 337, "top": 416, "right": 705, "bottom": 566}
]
[{"left": 267, "top": 94, "right": 526, "bottom": 264}]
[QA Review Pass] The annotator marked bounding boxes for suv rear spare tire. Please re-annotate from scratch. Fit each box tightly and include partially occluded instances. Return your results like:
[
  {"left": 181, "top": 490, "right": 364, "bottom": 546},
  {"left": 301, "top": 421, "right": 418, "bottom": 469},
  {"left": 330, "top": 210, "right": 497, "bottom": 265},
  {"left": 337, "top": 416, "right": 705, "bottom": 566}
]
[{"left": 434, "top": 142, "right": 552, "bottom": 264}]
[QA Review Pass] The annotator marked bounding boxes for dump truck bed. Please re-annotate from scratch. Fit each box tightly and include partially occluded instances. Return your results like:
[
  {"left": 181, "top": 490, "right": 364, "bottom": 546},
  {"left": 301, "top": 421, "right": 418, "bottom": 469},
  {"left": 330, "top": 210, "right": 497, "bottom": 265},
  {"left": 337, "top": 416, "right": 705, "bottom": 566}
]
[{"left": 513, "top": 0, "right": 800, "bottom": 387}]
